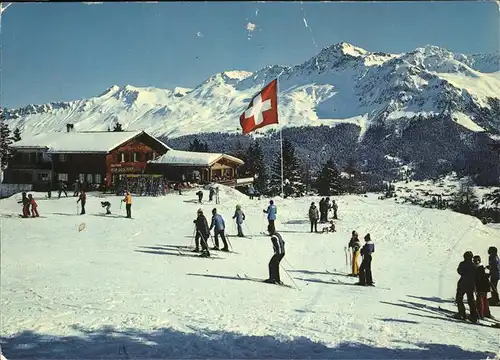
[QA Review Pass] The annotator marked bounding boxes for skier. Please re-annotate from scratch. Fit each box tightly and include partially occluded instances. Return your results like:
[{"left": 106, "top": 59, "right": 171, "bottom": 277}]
[
  {"left": 215, "top": 186, "right": 220, "bottom": 204},
  {"left": 209, "top": 187, "right": 215, "bottom": 202},
  {"left": 308, "top": 202, "right": 319, "bottom": 233},
  {"left": 122, "top": 191, "right": 132, "bottom": 218},
  {"left": 348, "top": 230, "right": 361, "bottom": 276},
  {"left": 196, "top": 190, "right": 203, "bottom": 204},
  {"left": 27, "top": 194, "right": 39, "bottom": 218},
  {"left": 193, "top": 208, "right": 210, "bottom": 257},
  {"left": 263, "top": 200, "right": 277, "bottom": 235},
  {"left": 357, "top": 233, "right": 375, "bottom": 286},
  {"left": 247, "top": 184, "right": 255, "bottom": 200},
  {"left": 453, "top": 251, "right": 478, "bottom": 322},
  {"left": 324, "top": 197, "right": 331, "bottom": 222},
  {"left": 77, "top": 190, "right": 86, "bottom": 215},
  {"left": 473, "top": 255, "right": 491, "bottom": 319},
  {"left": 232, "top": 204, "right": 246, "bottom": 237},
  {"left": 209, "top": 208, "right": 229, "bottom": 251},
  {"left": 18, "top": 192, "right": 30, "bottom": 218},
  {"left": 264, "top": 230, "right": 285, "bottom": 284},
  {"left": 101, "top": 201, "right": 112, "bottom": 215},
  {"left": 73, "top": 180, "right": 81, "bottom": 197},
  {"left": 332, "top": 200, "right": 338, "bottom": 220},
  {"left": 58, "top": 180, "right": 68, "bottom": 198},
  {"left": 47, "top": 179, "right": 52, "bottom": 199},
  {"left": 319, "top": 198, "right": 326, "bottom": 223},
  {"left": 486, "top": 246, "right": 499, "bottom": 306}
]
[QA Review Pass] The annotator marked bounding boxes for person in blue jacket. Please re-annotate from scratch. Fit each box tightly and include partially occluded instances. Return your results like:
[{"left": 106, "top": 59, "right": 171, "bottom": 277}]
[
  {"left": 210, "top": 208, "right": 229, "bottom": 251},
  {"left": 263, "top": 200, "right": 277, "bottom": 235},
  {"left": 357, "top": 233, "right": 375, "bottom": 286}
]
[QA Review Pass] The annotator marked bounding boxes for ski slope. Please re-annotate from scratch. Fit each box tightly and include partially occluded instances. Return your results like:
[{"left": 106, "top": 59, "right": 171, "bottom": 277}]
[{"left": 0, "top": 187, "right": 499, "bottom": 359}]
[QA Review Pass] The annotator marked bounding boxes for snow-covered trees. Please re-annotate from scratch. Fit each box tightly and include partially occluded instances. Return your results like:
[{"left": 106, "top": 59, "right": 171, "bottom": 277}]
[
  {"left": 0, "top": 110, "right": 14, "bottom": 171},
  {"left": 188, "top": 138, "right": 209, "bottom": 152},
  {"left": 241, "top": 142, "right": 267, "bottom": 194},
  {"left": 12, "top": 128, "right": 21, "bottom": 142},
  {"left": 113, "top": 122, "right": 123, "bottom": 132}
]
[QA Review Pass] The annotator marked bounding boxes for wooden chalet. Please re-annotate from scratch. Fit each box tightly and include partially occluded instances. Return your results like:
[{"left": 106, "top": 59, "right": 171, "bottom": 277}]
[
  {"left": 5, "top": 126, "right": 170, "bottom": 189},
  {"left": 146, "top": 149, "right": 248, "bottom": 186},
  {"left": 5, "top": 125, "right": 250, "bottom": 190}
]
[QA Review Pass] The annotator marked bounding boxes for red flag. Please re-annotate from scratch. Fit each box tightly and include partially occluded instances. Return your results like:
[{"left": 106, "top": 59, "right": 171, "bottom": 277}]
[{"left": 239, "top": 79, "right": 278, "bottom": 134}]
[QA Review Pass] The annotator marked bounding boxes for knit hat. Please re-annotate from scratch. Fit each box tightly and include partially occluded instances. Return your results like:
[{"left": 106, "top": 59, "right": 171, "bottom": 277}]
[{"left": 364, "top": 233, "right": 371, "bottom": 241}]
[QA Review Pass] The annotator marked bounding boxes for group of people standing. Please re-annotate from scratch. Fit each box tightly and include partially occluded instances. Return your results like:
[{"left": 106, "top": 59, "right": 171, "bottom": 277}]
[
  {"left": 347, "top": 231, "right": 375, "bottom": 286},
  {"left": 18, "top": 192, "right": 39, "bottom": 218},
  {"left": 454, "top": 246, "right": 499, "bottom": 322}
]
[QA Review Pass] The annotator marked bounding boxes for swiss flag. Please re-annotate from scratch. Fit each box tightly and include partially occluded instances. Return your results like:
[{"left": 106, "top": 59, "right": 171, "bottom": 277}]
[{"left": 239, "top": 79, "right": 278, "bottom": 134}]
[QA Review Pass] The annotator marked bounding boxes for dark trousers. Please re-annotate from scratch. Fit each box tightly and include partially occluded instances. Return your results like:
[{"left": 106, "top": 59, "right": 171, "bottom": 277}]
[
  {"left": 310, "top": 219, "right": 318, "bottom": 232},
  {"left": 491, "top": 278, "right": 499, "bottom": 304},
  {"left": 359, "top": 255, "right": 373, "bottom": 285},
  {"left": 126, "top": 204, "right": 131, "bottom": 218},
  {"left": 195, "top": 232, "right": 210, "bottom": 253},
  {"left": 267, "top": 220, "right": 275, "bottom": 234},
  {"left": 213, "top": 229, "right": 228, "bottom": 249},
  {"left": 80, "top": 201, "right": 86, "bottom": 215},
  {"left": 236, "top": 223, "right": 244, "bottom": 236},
  {"left": 456, "top": 287, "right": 478, "bottom": 319},
  {"left": 58, "top": 190, "right": 67, "bottom": 198},
  {"left": 320, "top": 210, "right": 327, "bottom": 222},
  {"left": 105, "top": 204, "right": 111, "bottom": 214},
  {"left": 333, "top": 209, "right": 338, "bottom": 219},
  {"left": 268, "top": 253, "right": 285, "bottom": 282}
]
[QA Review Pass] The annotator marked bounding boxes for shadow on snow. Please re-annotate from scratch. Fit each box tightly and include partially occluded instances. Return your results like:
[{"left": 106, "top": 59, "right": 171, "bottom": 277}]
[{"left": 0, "top": 324, "right": 495, "bottom": 359}]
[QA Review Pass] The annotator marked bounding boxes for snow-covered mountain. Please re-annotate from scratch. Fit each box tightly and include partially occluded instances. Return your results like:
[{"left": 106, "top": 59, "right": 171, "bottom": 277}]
[{"left": 4, "top": 42, "right": 500, "bottom": 140}]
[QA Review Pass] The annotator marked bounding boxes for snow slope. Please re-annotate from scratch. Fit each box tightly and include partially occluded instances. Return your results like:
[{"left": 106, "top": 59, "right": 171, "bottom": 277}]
[
  {"left": 1, "top": 187, "right": 499, "bottom": 359},
  {"left": 4, "top": 43, "right": 500, "bottom": 139}
]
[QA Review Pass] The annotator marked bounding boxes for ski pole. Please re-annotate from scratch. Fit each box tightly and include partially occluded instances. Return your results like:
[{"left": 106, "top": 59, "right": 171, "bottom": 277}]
[
  {"left": 283, "top": 258, "right": 295, "bottom": 271},
  {"left": 280, "top": 264, "right": 300, "bottom": 291},
  {"left": 191, "top": 226, "right": 196, "bottom": 248}
]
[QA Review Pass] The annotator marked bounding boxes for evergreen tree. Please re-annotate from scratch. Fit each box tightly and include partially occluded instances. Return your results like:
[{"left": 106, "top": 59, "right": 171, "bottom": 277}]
[
  {"left": 452, "top": 179, "right": 479, "bottom": 215},
  {"left": 12, "top": 128, "right": 21, "bottom": 142},
  {"left": 315, "top": 157, "right": 342, "bottom": 196},
  {"left": 269, "top": 139, "right": 305, "bottom": 197},
  {"left": 188, "top": 138, "right": 209, "bottom": 152},
  {"left": 242, "top": 142, "right": 268, "bottom": 194},
  {"left": 0, "top": 111, "right": 13, "bottom": 172},
  {"left": 343, "top": 158, "right": 361, "bottom": 194},
  {"left": 113, "top": 122, "right": 123, "bottom": 132}
]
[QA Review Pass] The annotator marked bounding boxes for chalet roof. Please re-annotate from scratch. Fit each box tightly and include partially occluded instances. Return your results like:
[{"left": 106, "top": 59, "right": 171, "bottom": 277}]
[
  {"left": 11, "top": 130, "right": 171, "bottom": 154},
  {"left": 150, "top": 149, "right": 244, "bottom": 167}
]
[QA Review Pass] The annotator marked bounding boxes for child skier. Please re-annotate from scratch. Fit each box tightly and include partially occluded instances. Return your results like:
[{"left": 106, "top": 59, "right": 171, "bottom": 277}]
[
  {"left": 357, "top": 233, "right": 375, "bottom": 286},
  {"left": 453, "top": 251, "right": 478, "bottom": 322},
  {"left": 77, "top": 191, "right": 86, "bottom": 215},
  {"left": 348, "top": 230, "right": 361, "bottom": 276},
  {"left": 232, "top": 204, "right": 246, "bottom": 237},
  {"left": 193, "top": 208, "right": 210, "bottom": 257},
  {"left": 101, "top": 201, "right": 112, "bottom": 215},
  {"left": 28, "top": 194, "right": 39, "bottom": 218},
  {"left": 263, "top": 200, "right": 277, "bottom": 235},
  {"left": 18, "top": 192, "right": 30, "bottom": 218},
  {"left": 264, "top": 230, "right": 285, "bottom": 284},
  {"left": 196, "top": 190, "right": 203, "bottom": 204},
  {"left": 210, "top": 208, "right": 229, "bottom": 251},
  {"left": 473, "top": 255, "right": 491, "bottom": 319}
]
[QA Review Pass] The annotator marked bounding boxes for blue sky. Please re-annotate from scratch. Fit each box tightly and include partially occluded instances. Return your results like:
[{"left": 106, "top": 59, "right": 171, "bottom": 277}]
[{"left": 1, "top": 1, "right": 498, "bottom": 108}]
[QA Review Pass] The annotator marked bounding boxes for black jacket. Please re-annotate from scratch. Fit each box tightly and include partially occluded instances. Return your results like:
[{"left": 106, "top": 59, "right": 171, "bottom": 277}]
[
  {"left": 194, "top": 214, "right": 210, "bottom": 237},
  {"left": 271, "top": 232, "right": 285, "bottom": 255},
  {"left": 475, "top": 265, "right": 490, "bottom": 293},
  {"left": 457, "top": 260, "right": 476, "bottom": 290}
]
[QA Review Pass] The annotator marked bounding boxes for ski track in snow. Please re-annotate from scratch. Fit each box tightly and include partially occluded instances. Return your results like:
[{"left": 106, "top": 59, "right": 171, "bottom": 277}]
[{"left": 0, "top": 187, "right": 499, "bottom": 359}]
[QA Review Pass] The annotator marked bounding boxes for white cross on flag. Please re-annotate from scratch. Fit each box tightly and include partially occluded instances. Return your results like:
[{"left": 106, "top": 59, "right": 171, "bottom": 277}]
[{"left": 239, "top": 79, "right": 278, "bottom": 134}]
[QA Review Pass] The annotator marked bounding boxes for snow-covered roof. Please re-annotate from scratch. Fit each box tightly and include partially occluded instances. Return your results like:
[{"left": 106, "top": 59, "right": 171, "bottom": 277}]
[
  {"left": 151, "top": 149, "right": 244, "bottom": 167},
  {"left": 11, "top": 130, "right": 171, "bottom": 154}
]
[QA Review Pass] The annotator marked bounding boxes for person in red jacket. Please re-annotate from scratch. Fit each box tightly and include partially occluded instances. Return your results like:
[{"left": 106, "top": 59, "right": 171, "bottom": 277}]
[
  {"left": 77, "top": 191, "right": 86, "bottom": 215},
  {"left": 27, "top": 194, "right": 39, "bottom": 217}
]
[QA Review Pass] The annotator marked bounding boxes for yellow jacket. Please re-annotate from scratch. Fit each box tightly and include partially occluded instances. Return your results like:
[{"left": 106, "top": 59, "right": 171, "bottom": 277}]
[{"left": 123, "top": 194, "right": 132, "bottom": 204}]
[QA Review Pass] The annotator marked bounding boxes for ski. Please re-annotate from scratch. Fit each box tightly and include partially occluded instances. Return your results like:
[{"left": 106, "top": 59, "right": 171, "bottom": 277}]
[
  {"left": 331, "top": 279, "right": 391, "bottom": 290},
  {"left": 236, "top": 274, "right": 294, "bottom": 289},
  {"left": 437, "top": 306, "right": 500, "bottom": 327}
]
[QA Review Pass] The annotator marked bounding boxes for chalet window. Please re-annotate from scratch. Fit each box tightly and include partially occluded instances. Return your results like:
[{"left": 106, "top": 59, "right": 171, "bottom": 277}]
[
  {"left": 79, "top": 174, "right": 85, "bottom": 182},
  {"left": 58, "top": 173, "right": 68, "bottom": 181},
  {"left": 37, "top": 172, "right": 49, "bottom": 181},
  {"left": 120, "top": 153, "right": 125, "bottom": 163},
  {"left": 133, "top": 152, "right": 138, "bottom": 162},
  {"left": 95, "top": 174, "right": 102, "bottom": 184},
  {"left": 87, "top": 174, "right": 93, "bottom": 183},
  {"left": 59, "top": 154, "right": 67, "bottom": 162},
  {"left": 124, "top": 153, "right": 130, "bottom": 162}
]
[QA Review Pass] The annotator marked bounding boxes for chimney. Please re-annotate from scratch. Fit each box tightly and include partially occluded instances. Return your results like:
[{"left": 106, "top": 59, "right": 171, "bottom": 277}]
[{"left": 66, "top": 124, "right": 74, "bottom": 133}]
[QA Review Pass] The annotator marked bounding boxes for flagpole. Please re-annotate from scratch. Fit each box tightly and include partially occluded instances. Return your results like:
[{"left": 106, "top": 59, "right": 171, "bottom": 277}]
[{"left": 276, "top": 76, "right": 284, "bottom": 198}]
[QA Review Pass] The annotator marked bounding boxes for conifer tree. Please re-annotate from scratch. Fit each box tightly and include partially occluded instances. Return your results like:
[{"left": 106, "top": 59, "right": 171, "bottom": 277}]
[
  {"left": 113, "top": 122, "right": 123, "bottom": 132},
  {"left": 0, "top": 111, "right": 14, "bottom": 172},
  {"left": 12, "top": 128, "right": 22, "bottom": 142},
  {"left": 269, "top": 139, "right": 305, "bottom": 197},
  {"left": 315, "top": 157, "right": 342, "bottom": 196}
]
